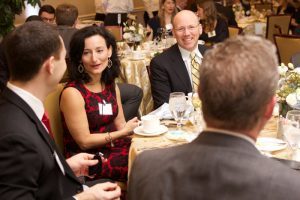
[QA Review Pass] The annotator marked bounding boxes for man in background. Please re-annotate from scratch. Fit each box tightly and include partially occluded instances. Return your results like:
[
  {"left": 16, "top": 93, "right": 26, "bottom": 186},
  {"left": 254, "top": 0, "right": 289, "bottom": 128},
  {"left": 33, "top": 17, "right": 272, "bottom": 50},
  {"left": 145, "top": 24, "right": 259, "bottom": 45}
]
[
  {"left": 55, "top": 3, "right": 78, "bottom": 58},
  {"left": 0, "top": 21, "right": 120, "bottom": 200},
  {"left": 128, "top": 35, "right": 300, "bottom": 199},
  {"left": 176, "top": 0, "right": 188, "bottom": 11},
  {"left": 39, "top": 4, "right": 56, "bottom": 24},
  {"left": 150, "top": 10, "right": 207, "bottom": 109}
]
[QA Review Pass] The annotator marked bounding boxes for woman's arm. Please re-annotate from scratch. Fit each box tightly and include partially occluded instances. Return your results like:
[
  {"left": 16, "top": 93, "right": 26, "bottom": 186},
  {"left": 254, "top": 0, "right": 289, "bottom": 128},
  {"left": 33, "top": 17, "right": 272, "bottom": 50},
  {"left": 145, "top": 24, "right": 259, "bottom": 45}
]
[{"left": 60, "top": 87, "right": 133, "bottom": 150}]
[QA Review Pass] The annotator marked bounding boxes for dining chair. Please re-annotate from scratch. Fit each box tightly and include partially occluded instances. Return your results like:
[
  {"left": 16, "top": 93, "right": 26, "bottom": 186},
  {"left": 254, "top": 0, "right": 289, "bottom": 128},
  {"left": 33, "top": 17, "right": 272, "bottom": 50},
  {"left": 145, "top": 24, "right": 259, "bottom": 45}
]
[
  {"left": 44, "top": 83, "right": 65, "bottom": 152},
  {"left": 228, "top": 26, "right": 243, "bottom": 38},
  {"left": 266, "top": 14, "right": 291, "bottom": 43},
  {"left": 274, "top": 34, "right": 300, "bottom": 64},
  {"left": 105, "top": 26, "right": 123, "bottom": 41}
]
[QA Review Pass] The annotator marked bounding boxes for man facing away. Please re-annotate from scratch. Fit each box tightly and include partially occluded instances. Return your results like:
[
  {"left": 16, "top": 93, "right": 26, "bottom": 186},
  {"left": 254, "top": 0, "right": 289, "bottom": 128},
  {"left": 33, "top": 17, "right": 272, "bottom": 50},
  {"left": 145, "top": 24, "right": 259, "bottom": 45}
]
[
  {"left": 55, "top": 3, "right": 79, "bottom": 59},
  {"left": 0, "top": 21, "right": 120, "bottom": 200},
  {"left": 150, "top": 10, "right": 207, "bottom": 109},
  {"left": 128, "top": 35, "right": 300, "bottom": 200}
]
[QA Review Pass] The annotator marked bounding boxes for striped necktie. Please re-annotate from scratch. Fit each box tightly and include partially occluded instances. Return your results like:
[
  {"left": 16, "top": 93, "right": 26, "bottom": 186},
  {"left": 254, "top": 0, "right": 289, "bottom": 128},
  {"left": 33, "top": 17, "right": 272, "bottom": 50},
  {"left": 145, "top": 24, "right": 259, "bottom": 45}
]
[{"left": 190, "top": 52, "right": 200, "bottom": 92}]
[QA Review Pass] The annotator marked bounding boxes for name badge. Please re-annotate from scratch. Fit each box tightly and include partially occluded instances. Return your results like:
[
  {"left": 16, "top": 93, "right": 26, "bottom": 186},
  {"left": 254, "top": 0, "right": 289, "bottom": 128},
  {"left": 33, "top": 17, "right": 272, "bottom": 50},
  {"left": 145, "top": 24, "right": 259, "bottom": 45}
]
[
  {"left": 99, "top": 103, "right": 113, "bottom": 115},
  {"left": 208, "top": 30, "right": 216, "bottom": 38},
  {"left": 54, "top": 151, "right": 65, "bottom": 175}
]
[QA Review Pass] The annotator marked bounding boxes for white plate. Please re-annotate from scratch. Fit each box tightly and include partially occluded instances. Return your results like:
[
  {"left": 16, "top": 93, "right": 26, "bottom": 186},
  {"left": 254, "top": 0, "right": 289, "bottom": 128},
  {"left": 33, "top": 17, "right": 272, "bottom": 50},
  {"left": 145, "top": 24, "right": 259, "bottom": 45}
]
[
  {"left": 134, "top": 125, "right": 168, "bottom": 136},
  {"left": 256, "top": 137, "right": 287, "bottom": 152},
  {"left": 165, "top": 130, "right": 191, "bottom": 142}
]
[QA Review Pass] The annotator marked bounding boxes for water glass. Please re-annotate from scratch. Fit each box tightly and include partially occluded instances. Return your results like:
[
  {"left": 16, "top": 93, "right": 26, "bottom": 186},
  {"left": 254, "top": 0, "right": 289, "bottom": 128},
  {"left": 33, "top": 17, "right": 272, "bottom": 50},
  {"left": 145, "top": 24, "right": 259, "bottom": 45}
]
[
  {"left": 284, "top": 110, "right": 300, "bottom": 160},
  {"left": 169, "top": 92, "right": 187, "bottom": 127}
]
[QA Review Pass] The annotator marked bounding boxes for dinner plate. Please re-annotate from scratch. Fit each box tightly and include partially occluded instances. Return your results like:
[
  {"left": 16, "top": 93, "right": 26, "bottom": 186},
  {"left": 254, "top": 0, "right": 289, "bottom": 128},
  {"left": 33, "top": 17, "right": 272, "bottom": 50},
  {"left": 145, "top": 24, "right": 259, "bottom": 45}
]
[
  {"left": 128, "top": 56, "right": 146, "bottom": 61},
  {"left": 256, "top": 137, "right": 287, "bottom": 152},
  {"left": 165, "top": 130, "right": 191, "bottom": 142},
  {"left": 134, "top": 125, "right": 168, "bottom": 136}
]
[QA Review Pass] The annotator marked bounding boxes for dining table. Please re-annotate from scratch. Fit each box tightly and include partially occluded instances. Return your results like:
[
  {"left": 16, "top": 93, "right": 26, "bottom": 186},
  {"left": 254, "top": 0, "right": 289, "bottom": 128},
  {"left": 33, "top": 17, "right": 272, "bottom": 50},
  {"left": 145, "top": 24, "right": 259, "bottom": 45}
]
[{"left": 128, "top": 116, "right": 294, "bottom": 176}]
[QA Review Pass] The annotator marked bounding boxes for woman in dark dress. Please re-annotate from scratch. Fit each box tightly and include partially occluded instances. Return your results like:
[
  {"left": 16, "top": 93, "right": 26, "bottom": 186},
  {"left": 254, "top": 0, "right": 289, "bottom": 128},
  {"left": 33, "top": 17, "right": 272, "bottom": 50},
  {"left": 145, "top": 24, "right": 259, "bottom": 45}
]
[
  {"left": 197, "top": 0, "right": 229, "bottom": 45},
  {"left": 60, "top": 26, "right": 139, "bottom": 181}
]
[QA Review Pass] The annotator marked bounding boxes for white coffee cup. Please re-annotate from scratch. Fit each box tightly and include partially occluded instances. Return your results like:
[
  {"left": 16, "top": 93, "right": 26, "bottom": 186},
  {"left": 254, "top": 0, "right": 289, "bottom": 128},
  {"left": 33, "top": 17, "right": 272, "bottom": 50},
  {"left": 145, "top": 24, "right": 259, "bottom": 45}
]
[{"left": 139, "top": 115, "right": 160, "bottom": 133}]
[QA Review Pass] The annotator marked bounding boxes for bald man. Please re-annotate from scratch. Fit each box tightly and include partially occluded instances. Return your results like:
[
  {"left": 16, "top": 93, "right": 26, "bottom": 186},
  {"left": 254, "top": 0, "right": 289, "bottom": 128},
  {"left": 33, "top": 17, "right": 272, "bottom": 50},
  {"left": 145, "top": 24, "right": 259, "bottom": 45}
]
[{"left": 150, "top": 10, "right": 207, "bottom": 109}]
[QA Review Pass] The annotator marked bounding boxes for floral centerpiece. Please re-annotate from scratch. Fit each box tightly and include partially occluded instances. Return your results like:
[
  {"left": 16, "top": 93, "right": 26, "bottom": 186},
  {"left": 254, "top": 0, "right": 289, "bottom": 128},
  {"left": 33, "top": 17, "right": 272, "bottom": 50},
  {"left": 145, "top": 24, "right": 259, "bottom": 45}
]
[
  {"left": 276, "top": 63, "right": 300, "bottom": 116},
  {"left": 122, "top": 21, "right": 145, "bottom": 50}
]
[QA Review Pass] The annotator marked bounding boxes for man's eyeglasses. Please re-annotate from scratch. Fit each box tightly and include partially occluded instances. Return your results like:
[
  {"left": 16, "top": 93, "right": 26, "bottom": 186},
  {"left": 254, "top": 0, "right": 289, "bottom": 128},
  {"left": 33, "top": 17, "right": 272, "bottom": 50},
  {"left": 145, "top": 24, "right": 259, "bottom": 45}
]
[{"left": 174, "top": 24, "right": 201, "bottom": 33}]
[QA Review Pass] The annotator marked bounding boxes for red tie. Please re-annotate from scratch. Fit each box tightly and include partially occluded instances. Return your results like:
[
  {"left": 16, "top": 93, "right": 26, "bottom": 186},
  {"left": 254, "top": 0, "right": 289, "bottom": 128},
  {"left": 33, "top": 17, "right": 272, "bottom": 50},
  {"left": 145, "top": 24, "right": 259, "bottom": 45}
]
[{"left": 42, "top": 111, "right": 54, "bottom": 139}]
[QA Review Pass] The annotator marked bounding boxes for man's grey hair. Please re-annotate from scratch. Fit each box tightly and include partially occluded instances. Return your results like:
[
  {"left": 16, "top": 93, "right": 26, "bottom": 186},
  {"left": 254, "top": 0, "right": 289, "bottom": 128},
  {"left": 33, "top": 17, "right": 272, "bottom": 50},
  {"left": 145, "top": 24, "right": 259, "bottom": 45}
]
[{"left": 199, "top": 35, "right": 279, "bottom": 131}]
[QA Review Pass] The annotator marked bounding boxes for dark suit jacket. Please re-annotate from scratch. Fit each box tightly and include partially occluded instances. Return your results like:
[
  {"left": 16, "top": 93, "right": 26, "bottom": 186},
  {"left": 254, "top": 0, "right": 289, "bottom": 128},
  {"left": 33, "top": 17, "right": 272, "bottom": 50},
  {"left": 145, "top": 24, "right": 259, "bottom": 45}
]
[
  {"left": 57, "top": 26, "right": 78, "bottom": 59},
  {"left": 128, "top": 131, "right": 300, "bottom": 200},
  {"left": 0, "top": 88, "right": 83, "bottom": 200},
  {"left": 150, "top": 44, "right": 207, "bottom": 109}
]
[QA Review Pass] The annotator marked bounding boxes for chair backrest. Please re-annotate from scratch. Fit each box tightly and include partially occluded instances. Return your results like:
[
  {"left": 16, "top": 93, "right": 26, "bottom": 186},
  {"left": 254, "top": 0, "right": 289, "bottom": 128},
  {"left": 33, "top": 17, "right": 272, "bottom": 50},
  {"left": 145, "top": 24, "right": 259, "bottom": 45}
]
[
  {"left": 254, "top": 3, "right": 273, "bottom": 12},
  {"left": 266, "top": 14, "right": 291, "bottom": 43},
  {"left": 274, "top": 34, "right": 300, "bottom": 64},
  {"left": 105, "top": 26, "right": 123, "bottom": 41},
  {"left": 228, "top": 26, "right": 243, "bottom": 38},
  {"left": 44, "top": 83, "right": 65, "bottom": 152}
]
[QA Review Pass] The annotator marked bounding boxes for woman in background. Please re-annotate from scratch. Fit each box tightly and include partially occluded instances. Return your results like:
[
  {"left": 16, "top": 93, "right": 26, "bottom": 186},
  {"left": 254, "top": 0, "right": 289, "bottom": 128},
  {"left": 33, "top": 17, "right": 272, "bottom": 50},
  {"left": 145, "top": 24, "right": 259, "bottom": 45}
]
[
  {"left": 197, "top": 0, "right": 229, "bottom": 45},
  {"left": 147, "top": 0, "right": 177, "bottom": 39},
  {"left": 60, "top": 26, "right": 138, "bottom": 181}
]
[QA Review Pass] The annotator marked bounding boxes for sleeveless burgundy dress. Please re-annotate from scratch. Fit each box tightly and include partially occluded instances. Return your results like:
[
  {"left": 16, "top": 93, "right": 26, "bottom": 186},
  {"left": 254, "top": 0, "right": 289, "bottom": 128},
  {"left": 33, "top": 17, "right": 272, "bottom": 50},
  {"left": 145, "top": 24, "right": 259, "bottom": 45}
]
[{"left": 62, "top": 81, "right": 131, "bottom": 181}]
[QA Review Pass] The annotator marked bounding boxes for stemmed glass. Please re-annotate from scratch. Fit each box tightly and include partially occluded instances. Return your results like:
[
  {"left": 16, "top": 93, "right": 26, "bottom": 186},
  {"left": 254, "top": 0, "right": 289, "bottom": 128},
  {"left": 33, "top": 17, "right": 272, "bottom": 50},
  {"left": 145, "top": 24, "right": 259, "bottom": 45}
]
[
  {"left": 284, "top": 110, "right": 300, "bottom": 161},
  {"left": 169, "top": 92, "right": 187, "bottom": 128}
]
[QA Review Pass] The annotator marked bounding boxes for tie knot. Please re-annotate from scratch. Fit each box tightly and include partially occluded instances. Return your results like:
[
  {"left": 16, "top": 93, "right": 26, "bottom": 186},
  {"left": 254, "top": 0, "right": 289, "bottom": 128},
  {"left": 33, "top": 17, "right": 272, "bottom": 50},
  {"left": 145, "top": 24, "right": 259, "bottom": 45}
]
[{"left": 190, "top": 52, "right": 196, "bottom": 59}]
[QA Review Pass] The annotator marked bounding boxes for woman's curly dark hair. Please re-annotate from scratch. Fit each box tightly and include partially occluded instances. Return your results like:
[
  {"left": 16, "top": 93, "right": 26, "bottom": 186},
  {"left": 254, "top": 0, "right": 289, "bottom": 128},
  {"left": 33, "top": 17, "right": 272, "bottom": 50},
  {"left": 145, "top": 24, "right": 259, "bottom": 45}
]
[{"left": 68, "top": 25, "right": 120, "bottom": 85}]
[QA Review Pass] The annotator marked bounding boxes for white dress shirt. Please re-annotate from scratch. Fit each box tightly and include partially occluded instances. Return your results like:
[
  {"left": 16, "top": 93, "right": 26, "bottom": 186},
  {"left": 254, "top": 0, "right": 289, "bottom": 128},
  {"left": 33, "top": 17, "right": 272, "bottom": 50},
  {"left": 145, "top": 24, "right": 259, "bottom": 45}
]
[
  {"left": 178, "top": 45, "right": 203, "bottom": 88},
  {"left": 103, "top": 0, "right": 133, "bottom": 13},
  {"left": 94, "top": 0, "right": 105, "bottom": 14},
  {"left": 142, "top": 0, "right": 159, "bottom": 18}
]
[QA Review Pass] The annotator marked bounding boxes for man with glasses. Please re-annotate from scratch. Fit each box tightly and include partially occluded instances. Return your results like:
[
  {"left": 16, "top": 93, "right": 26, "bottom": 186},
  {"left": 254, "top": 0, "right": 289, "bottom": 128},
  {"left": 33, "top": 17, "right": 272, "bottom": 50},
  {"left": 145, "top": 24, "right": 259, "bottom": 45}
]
[
  {"left": 38, "top": 4, "right": 56, "bottom": 24},
  {"left": 149, "top": 10, "right": 207, "bottom": 109}
]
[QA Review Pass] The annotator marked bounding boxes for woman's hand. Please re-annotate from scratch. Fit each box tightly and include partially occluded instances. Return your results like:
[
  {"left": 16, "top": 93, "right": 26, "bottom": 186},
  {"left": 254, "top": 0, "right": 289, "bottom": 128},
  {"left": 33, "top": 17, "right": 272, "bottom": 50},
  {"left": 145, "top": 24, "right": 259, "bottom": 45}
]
[{"left": 122, "top": 117, "right": 139, "bottom": 135}]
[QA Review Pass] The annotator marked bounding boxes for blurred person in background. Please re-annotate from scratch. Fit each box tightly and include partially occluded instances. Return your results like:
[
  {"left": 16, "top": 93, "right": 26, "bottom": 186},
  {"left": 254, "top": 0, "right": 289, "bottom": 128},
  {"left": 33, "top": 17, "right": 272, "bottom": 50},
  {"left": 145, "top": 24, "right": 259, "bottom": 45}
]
[{"left": 39, "top": 4, "right": 56, "bottom": 24}]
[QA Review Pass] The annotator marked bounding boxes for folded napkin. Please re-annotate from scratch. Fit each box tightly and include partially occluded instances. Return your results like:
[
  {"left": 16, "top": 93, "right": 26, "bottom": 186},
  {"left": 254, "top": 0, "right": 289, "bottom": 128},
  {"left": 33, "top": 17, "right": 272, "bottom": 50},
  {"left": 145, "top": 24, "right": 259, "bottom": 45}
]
[{"left": 147, "top": 103, "right": 194, "bottom": 119}]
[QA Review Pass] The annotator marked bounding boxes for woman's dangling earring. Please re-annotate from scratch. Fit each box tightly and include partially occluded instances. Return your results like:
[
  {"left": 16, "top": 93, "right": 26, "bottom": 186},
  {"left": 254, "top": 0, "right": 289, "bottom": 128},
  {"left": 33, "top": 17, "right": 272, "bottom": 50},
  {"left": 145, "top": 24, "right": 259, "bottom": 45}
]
[
  {"left": 107, "top": 58, "right": 112, "bottom": 69},
  {"left": 78, "top": 63, "right": 84, "bottom": 73}
]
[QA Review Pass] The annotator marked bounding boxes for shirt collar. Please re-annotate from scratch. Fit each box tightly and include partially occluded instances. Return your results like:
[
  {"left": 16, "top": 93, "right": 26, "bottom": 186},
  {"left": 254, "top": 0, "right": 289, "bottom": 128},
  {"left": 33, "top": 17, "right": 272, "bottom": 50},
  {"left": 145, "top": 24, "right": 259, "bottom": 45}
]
[
  {"left": 7, "top": 82, "right": 44, "bottom": 120},
  {"left": 178, "top": 45, "right": 203, "bottom": 62},
  {"left": 204, "top": 127, "right": 256, "bottom": 146}
]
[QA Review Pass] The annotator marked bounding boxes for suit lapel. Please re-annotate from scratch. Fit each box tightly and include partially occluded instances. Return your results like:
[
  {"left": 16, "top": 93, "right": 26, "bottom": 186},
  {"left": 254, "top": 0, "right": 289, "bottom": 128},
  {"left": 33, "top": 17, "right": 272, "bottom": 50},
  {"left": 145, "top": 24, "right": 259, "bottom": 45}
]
[
  {"left": 169, "top": 45, "right": 193, "bottom": 91},
  {"left": 2, "top": 88, "right": 80, "bottom": 182}
]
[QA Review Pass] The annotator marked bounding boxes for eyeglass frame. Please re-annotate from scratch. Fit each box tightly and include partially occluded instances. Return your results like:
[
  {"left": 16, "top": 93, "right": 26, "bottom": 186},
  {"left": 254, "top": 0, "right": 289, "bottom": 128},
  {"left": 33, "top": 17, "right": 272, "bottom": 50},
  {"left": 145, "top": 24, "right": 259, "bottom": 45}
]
[{"left": 173, "top": 23, "right": 201, "bottom": 33}]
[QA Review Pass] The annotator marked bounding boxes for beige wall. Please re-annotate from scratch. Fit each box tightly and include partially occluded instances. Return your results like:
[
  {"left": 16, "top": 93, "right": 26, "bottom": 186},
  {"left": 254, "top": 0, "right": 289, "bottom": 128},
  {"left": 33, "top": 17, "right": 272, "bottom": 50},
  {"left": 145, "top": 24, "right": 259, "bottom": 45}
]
[{"left": 15, "top": 0, "right": 145, "bottom": 25}]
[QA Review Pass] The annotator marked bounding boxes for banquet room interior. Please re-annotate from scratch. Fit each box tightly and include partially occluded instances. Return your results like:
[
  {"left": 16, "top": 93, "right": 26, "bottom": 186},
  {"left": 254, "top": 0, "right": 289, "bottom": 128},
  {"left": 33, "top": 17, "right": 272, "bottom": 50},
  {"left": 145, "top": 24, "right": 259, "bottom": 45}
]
[{"left": 1, "top": 0, "right": 300, "bottom": 199}]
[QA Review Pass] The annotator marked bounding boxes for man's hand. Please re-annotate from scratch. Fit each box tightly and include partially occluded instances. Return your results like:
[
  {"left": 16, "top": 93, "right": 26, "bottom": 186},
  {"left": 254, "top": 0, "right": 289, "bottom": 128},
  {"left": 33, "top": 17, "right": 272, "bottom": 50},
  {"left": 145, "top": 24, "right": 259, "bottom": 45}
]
[
  {"left": 75, "top": 182, "right": 121, "bottom": 200},
  {"left": 66, "top": 153, "right": 98, "bottom": 177}
]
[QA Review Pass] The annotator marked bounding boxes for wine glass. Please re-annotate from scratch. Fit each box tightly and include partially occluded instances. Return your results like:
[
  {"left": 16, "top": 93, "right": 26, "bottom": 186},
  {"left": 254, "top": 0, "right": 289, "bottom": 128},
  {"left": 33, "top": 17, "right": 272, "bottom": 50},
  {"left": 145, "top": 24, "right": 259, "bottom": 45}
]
[
  {"left": 169, "top": 92, "right": 187, "bottom": 127},
  {"left": 284, "top": 110, "right": 300, "bottom": 161}
]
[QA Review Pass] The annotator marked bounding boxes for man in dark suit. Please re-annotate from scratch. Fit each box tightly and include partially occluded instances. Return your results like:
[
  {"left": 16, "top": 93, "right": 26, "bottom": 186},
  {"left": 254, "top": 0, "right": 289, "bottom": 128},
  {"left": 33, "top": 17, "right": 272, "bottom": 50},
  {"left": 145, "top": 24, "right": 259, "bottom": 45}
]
[
  {"left": 150, "top": 10, "right": 207, "bottom": 109},
  {"left": 128, "top": 35, "right": 300, "bottom": 199},
  {"left": 0, "top": 21, "right": 121, "bottom": 200}
]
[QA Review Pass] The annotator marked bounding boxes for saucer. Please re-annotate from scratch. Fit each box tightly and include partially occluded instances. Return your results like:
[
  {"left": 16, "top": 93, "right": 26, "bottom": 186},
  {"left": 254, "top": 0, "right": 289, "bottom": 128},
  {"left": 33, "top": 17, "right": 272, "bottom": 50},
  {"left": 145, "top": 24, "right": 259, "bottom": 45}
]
[
  {"left": 256, "top": 137, "right": 287, "bottom": 152},
  {"left": 134, "top": 125, "right": 168, "bottom": 136}
]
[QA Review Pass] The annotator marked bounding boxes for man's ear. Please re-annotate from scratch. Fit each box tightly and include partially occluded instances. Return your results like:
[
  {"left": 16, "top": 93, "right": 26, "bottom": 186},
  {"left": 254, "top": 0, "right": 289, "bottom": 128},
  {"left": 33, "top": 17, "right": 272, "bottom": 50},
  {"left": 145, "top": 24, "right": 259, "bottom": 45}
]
[
  {"left": 43, "top": 56, "right": 55, "bottom": 75},
  {"left": 264, "top": 96, "right": 276, "bottom": 119}
]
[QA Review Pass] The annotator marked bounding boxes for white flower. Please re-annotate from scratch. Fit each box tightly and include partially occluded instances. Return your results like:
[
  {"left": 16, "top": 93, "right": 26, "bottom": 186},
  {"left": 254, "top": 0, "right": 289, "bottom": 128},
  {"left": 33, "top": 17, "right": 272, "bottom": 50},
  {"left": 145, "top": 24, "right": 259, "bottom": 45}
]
[
  {"left": 129, "top": 26, "right": 136, "bottom": 31},
  {"left": 278, "top": 65, "right": 288, "bottom": 76},
  {"left": 294, "top": 68, "right": 300, "bottom": 74},
  {"left": 123, "top": 32, "right": 132, "bottom": 39},
  {"left": 288, "top": 62, "right": 294, "bottom": 70},
  {"left": 138, "top": 29, "right": 144, "bottom": 35}
]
